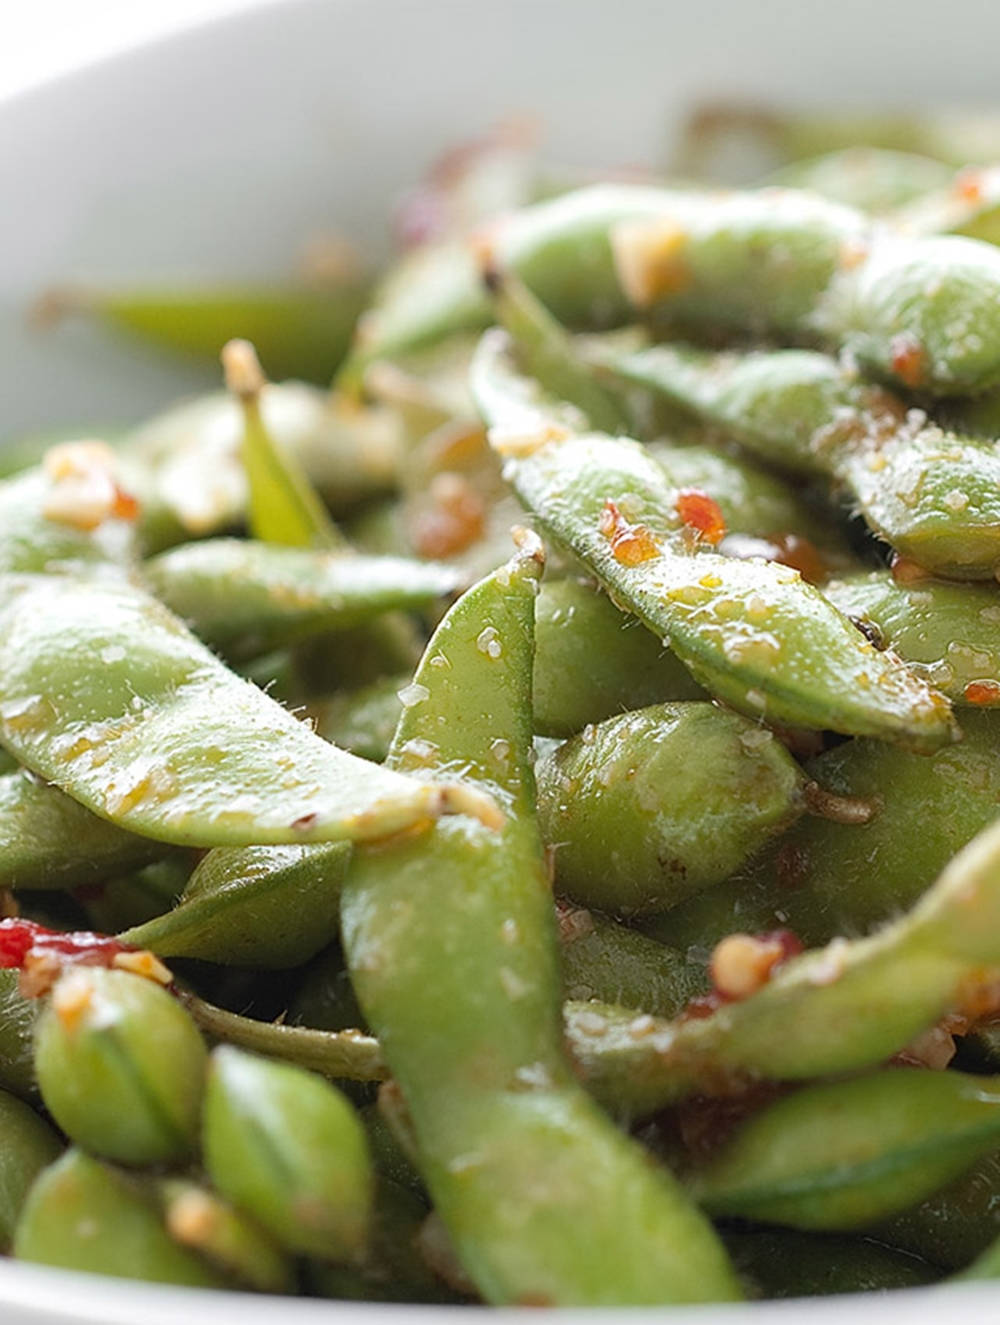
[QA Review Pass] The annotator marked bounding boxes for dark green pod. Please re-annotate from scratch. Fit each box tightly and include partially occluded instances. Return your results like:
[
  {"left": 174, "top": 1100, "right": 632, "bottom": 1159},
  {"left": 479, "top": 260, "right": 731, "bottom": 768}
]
[
  {"left": 873, "top": 1151, "right": 1000, "bottom": 1270},
  {"left": 689, "top": 1069, "right": 1000, "bottom": 1230},
  {"left": 0, "top": 971, "right": 37, "bottom": 1099},
  {"left": 0, "top": 1090, "right": 62, "bottom": 1249},
  {"left": 0, "top": 769, "right": 166, "bottom": 892},
  {"left": 557, "top": 902, "right": 707, "bottom": 1015},
  {"left": 120, "top": 842, "right": 350, "bottom": 968},
  {"left": 35, "top": 966, "right": 207, "bottom": 1165},
  {"left": 537, "top": 703, "right": 804, "bottom": 915},
  {"left": 14, "top": 1148, "right": 228, "bottom": 1287},
  {"left": 725, "top": 1228, "right": 940, "bottom": 1298}
]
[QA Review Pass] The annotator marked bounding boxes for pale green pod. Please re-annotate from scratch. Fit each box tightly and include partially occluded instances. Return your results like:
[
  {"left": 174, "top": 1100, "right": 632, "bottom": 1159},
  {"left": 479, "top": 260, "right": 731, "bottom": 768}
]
[
  {"left": 536, "top": 703, "right": 804, "bottom": 915},
  {"left": 202, "top": 1045, "right": 374, "bottom": 1261},
  {"left": 35, "top": 966, "right": 207, "bottom": 1165},
  {"left": 14, "top": 1149, "right": 228, "bottom": 1287}
]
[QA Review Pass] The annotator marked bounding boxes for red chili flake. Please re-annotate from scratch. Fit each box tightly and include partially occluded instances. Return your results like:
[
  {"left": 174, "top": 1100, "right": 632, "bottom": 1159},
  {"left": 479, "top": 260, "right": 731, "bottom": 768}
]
[
  {"left": 0, "top": 918, "right": 131, "bottom": 989},
  {"left": 675, "top": 489, "right": 726, "bottom": 545},
  {"left": 765, "top": 532, "right": 829, "bottom": 584},
  {"left": 290, "top": 812, "right": 319, "bottom": 832},
  {"left": 954, "top": 167, "right": 985, "bottom": 203},
  {"left": 890, "top": 552, "right": 932, "bottom": 584},
  {"left": 672, "top": 1081, "right": 788, "bottom": 1159},
  {"left": 964, "top": 680, "right": 1000, "bottom": 706},
  {"left": 110, "top": 485, "right": 141, "bottom": 523},
  {"left": 889, "top": 333, "right": 926, "bottom": 389},
  {"left": 678, "top": 991, "right": 728, "bottom": 1021},
  {"left": 411, "top": 472, "right": 486, "bottom": 559},
  {"left": 597, "top": 499, "right": 660, "bottom": 565}
]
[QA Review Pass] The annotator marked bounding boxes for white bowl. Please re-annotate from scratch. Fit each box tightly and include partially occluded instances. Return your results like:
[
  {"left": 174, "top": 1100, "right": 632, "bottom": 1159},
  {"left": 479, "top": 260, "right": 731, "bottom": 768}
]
[{"left": 3, "top": 0, "right": 1000, "bottom": 1319}]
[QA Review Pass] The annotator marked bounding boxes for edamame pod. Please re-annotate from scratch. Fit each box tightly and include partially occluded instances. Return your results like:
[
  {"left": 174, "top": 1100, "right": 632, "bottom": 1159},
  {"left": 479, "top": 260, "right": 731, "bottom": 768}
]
[
  {"left": 145, "top": 538, "right": 460, "bottom": 654},
  {"left": 568, "top": 814, "right": 1000, "bottom": 1117},
  {"left": 557, "top": 902, "right": 707, "bottom": 1015},
  {"left": 873, "top": 1151, "right": 1000, "bottom": 1269},
  {"left": 0, "top": 971, "right": 37, "bottom": 1099},
  {"left": 608, "top": 343, "right": 1000, "bottom": 577},
  {"left": 0, "top": 1090, "right": 62, "bottom": 1248},
  {"left": 202, "top": 1045, "right": 373, "bottom": 1261},
  {"left": 46, "top": 282, "right": 370, "bottom": 384},
  {"left": 724, "top": 1228, "right": 940, "bottom": 1297},
  {"left": 653, "top": 709, "right": 1000, "bottom": 951},
  {"left": 491, "top": 184, "right": 1000, "bottom": 395},
  {"left": 536, "top": 703, "right": 803, "bottom": 915},
  {"left": 763, "top": 147, "right": 953, "bottom": 214},
  {"left": 341, "top": 540, "right": 742, "bottom": 1306},
  {"left": 120, "top": 842, "right": 350, "bottom": 968},
  {"left": 825, "top": 570, "right": 1000, "bottom": 704},
  {"left": 0, "top": 769, "right": 168, "bottom": 891},
  {"left": 472, "top": 330, "right": 955, "bottom": 747},
  {"left": 533, "top": 578, "right": 705, "bottom": 736},
  {"left": 0, "top": 573, "right": 490, "bottom": 847},
  {"left": 14, "top": 1149, "right": 229, "bottom": 1287},
  {"left": 689, "top": 1069, "right": 1000, "bottom": 1229},
  {"left": 34, "top": 966, "right": 207, "bottom": 1165}
]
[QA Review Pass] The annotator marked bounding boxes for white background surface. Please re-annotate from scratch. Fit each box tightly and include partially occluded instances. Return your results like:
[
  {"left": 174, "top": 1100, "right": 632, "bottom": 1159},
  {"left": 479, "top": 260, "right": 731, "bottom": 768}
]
[{"left": 0, "top": 0, "right": 253, "bottom": 100}]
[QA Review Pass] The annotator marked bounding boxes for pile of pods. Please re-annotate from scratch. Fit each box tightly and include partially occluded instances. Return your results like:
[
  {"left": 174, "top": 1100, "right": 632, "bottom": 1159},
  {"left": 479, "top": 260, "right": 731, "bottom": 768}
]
[{"left": 8, "top": 106, "right": 1000, "bottom": 1305}]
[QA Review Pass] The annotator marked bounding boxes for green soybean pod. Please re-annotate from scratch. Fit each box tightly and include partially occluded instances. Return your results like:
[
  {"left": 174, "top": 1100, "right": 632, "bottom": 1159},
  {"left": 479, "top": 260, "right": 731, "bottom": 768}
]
[
  {"left": 873, "top": 1152, "right": 1000, "bottom": 1270},
  {"left": 120, "top": 842, "right": 350, "bottom": 968},
  {"left": 725, "top": 1228, "right": 940, "bottom": 1298},
  {"left": 14, "top": 1149, "right": 228, "bottom": 1287},
  {"left": 144, "top": 538, "right": 460, "bottom": 656},
  {"left": 45, "top": 281, "right": 370, "bottom": 385},
  {"left": 0, "top": 971, "right": 37, "bottom": 1099},
  {"left": 202, "top": 1045, "right": 373, "bottom": 1261},
  {"left": 0, "top": 573, "right": 485, "bottom": 849},
  {"left": 556, "top": 902, "right": 707, "bottom": 1015},
  {"left": 34, "top": 966, "right": 207, "bottom": 1165},
  {"left": 341, "top": 539, "right": 742, "bottom": 1306},
  {"left": 533, "top": 579, "right": 705, "bottom": 736},
  {"left": 652, "top": 709, "right": 1000, "bottom": 953},
  {"left": 536, "top": 703, "right": 804, "bottom": 915},
  {"left": 471, "top": 329, "right": 955, "bottom": 749},
  {"left": 689, "top": 1070, "right": 1000, "bottom": 1230},
  {"left": 0, "top": 1090, "right": 62, "bottom": 1249},
  {"left": 0, "top": 769, "right": 168, "bottom": 892},
  {"left": 826, "top": 570, "right": 1000, "bottom": 705}
]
